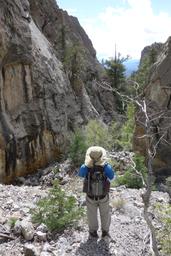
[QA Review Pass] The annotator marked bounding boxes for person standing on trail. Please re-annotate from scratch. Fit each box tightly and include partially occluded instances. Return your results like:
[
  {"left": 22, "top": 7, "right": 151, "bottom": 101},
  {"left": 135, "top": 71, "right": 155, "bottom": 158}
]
[{"left": 78, "top": 146, "right": 115, "bottom": 238}]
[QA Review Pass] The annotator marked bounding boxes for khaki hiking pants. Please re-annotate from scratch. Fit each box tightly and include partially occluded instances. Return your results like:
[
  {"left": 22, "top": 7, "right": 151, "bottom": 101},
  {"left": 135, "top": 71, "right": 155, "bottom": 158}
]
[{"left": 86, "top": 194, "right": 111, "bottom": 232}]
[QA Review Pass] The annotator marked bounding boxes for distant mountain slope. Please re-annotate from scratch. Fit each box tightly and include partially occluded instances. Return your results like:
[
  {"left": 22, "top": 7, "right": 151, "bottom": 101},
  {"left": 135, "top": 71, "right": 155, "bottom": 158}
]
[{"left": 124, "top": 59, "right": 139, "bottom": 77}]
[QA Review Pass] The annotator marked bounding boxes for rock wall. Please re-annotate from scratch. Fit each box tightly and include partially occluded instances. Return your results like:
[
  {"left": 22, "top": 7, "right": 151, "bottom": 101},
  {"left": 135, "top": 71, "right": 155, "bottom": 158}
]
[
  {"left": 139, "top": 42, "right": 163, "bottom": 66},
  {"left": 29, "top": 0, "right": 116, "bottom": 120},
  {"left": 134, "top": 37, "right": 171, "bottom": 178},
  {"left": 0, "top": 0, "right": 116, "bottom": 183}
]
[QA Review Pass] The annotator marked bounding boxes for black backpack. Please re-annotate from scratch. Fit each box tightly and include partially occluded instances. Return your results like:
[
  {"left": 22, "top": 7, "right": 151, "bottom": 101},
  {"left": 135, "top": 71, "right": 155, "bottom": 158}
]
[{"left": 83, "top": 165, "right": 110, "bottom": 197}]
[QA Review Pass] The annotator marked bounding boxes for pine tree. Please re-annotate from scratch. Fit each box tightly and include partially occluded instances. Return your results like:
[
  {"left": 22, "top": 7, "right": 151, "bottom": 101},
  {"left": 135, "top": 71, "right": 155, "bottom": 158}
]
[{"left": 102, "top": 47, "right": 129, "bottom": 113}]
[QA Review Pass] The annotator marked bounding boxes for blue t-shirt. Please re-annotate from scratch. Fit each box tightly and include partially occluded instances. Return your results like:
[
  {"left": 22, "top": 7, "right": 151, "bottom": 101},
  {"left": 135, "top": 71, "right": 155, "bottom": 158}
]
[{"left": 78, "top": 163, "right": 115, "bottom": 180}]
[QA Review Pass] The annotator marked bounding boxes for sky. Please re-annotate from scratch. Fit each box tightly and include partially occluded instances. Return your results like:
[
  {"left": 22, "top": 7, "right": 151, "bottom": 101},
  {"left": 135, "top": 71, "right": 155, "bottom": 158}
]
[{"left": 57, "top": 0, "right": 171, "bottom": 60}]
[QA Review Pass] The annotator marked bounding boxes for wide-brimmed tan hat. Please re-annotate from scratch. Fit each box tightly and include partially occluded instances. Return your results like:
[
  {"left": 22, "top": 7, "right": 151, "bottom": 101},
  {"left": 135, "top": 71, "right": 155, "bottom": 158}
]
[{"left": 84, "top": 146, "right": 107, "bottom": 168}]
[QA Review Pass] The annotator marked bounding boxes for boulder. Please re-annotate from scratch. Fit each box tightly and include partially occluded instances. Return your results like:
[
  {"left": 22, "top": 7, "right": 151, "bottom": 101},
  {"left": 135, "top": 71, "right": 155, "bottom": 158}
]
[
  {"left": 14, "top": 219, "right": 34, "bottom": 240},
  {"left": 23, "top": 244, "right": 40, "bottom": 256}
]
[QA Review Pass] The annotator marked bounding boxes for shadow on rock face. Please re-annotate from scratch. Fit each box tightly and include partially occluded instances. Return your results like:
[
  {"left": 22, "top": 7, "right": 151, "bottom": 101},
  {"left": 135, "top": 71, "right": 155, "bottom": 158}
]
[
  {"left": 153, "top": 168, "right": 171, "bottom": 202},
  {"left": 75, "top": 236, "right": 114, "bottom": 256},
  {"left": 154, "top": 168, "right": 171, "bottom": 184}
]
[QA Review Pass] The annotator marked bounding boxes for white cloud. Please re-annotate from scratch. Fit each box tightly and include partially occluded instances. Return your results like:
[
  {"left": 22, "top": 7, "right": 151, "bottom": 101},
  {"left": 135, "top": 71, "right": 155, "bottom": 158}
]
[{"left": 81, "top": 0, "right": 171, "bottom": 60}]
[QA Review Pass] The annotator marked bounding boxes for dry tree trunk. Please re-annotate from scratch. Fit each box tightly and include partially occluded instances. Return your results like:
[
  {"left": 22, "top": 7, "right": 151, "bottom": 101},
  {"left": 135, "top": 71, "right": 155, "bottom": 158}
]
[
  {"left": 97, "top": 80, "right": 161, "bottom": 255},
  {"left": 141, "top": 152, "right": 160, "bottom": 256},
  {"left": 140, "top": 100, "right": 160, "bottom": 256}
]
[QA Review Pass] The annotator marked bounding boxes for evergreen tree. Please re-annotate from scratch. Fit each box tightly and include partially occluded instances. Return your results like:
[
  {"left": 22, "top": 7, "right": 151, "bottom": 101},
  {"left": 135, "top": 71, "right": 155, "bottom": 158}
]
[
  {"left": 102, "top": 49, "right": 129, "bottom": 113},
  {"left": 104, "top": 52, "right": 128, "bottom": 90}
]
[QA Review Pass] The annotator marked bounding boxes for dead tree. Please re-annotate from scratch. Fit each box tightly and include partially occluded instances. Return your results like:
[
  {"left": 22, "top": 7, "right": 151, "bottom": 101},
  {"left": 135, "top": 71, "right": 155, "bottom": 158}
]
[{"left": 96, "top": 79, "right": 171, "bottom": 256}]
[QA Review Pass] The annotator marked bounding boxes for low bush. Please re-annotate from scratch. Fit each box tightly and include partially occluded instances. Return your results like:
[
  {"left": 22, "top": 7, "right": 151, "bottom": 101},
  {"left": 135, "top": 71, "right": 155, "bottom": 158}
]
[
  {"left": 31, "top": 180, "right": 84, "bottom": 232},
  {"left": 68, "top": 129, "right": 87, "bottom": 167},
  {"left": 119, "top": 103, "right": 135, "bottom": 151},
  {"left": 8, "top": 217, "right": 18, "bottom": 228},
  {"left": 68, "top": 119, "right": 113, "bottom": 166},
  {"left": 113, "top": 153, "right": 147, "bottom": 189},
  {"left": 108, "top": 103, "right": 135, "bottom": 151},
  {"left": 85, "top": 119, "right": 113, "bottom": 150}
]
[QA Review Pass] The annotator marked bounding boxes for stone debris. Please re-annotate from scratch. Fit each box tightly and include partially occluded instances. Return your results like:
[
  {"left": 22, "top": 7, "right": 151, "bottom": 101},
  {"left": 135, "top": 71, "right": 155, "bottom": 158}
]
[
  {"left": 23, "top": 243, "right": 40, "bottom": 256},
  {"left": 0, "top": 163, "right": 170, "bottom": 256},
  {"left": 35, "top": 231, "right": 47, "bottom": 242},
  {"left": 14, "top": 220, "right": 35, "bottom": 241}
]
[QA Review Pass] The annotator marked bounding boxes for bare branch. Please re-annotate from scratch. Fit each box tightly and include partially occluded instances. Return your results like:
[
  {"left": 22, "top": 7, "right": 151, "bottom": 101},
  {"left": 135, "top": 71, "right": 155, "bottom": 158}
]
[
  {"left": 96, "top": 79, "right": 162, "bottom": 255},
  {"left": 152, "top": 131, "right": 168, "bottom": 157},
  {"left": 129, "top": 156, "right": 147, "bottom": 187}
]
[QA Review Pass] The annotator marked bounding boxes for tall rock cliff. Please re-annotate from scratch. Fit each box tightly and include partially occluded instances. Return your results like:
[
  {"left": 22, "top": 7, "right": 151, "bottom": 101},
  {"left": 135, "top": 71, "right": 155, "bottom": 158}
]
[
  {"left": 0, "top": 0, "right": 116, "bottom": 183},
  {"left": 134, "top": 37, "right": 171, "bottom": 176},
  {"left": 139, "top": 42, "right": 163, "bottom": 66}
]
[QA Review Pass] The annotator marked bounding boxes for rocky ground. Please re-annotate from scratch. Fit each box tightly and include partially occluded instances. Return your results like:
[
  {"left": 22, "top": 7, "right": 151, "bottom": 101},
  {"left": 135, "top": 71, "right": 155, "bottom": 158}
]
[{"left": 0, "top": 159, "right": 170, "bottom": 256}]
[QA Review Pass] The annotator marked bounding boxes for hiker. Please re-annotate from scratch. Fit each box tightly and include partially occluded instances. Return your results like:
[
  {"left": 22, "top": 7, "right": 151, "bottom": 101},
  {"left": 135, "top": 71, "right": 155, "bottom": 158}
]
[{"left": 78, "top": 146, "right": 115, "bottom": 238}]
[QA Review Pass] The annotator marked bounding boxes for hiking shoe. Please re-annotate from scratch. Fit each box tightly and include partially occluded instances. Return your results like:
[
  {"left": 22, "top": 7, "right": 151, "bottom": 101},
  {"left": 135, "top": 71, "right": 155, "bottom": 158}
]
[
  {"left": 89, "top": 231, "right": 98, "bottom": 238},
  {"left": 102, "top": 231, "right": 110, "bottom": 238}
]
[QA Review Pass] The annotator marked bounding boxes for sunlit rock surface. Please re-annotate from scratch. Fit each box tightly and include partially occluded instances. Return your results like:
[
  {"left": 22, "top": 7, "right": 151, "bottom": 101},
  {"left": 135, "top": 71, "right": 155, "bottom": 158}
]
[{"left": 0, "top": 0, "right": 116, "bottom": 182}]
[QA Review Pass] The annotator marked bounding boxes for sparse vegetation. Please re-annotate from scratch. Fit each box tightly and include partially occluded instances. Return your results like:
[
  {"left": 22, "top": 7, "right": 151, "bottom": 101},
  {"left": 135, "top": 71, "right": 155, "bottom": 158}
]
[
  {"left": 85, "top": 119, "right": 113, "bottom": 150},
  {"left": 108, "top": 103, "right": 135, "bottom": 151},
  {"left": 108, "top": 121, "right": 123, "bottom": 150},
  {"left": 52, "top": 166, "right": 60, "bottom": 174},
  {"left": 68, "top": 129, "right": 87, "bottom": 167},
  {"left": 113, "top": 154, "right": 147, "bottom": 189},
  {"left": 119, "top": 103, "right": 135, "bottom": 150},
  {"left": 31, "top": 180, "right": 84, "bottom": 232},
  {"left": 8, "top": 217, "right": 18, "bottom": 228},
  {"left": 156, "top": 204, "right": 171, "bottom": 255},
  {"left": 63, "top": 43, "right": 86, "bottom": 82},
  {"left": 130, "top": 48, "right": 158, "bottom": 91},
  {"left": 68, "top": 119, "right": 113, "bottom": 166},
  {"left": 68, "top": 102, "right": 136, "bottom": 166}
]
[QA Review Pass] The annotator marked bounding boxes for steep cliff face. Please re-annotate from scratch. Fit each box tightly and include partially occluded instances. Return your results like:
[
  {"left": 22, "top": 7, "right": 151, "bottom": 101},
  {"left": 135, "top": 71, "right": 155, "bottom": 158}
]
[
  {"left": 29, "top": 0, "right": 96, "bottom": 59},
  {"left": 134, "top": 37, "right": 171, "bottom": 175},
  {"left": 29, "top": 0, "right": 116, "bottom": 120},
  {"left": 0, "top": 0, "right": 116, "bottom": 183}
]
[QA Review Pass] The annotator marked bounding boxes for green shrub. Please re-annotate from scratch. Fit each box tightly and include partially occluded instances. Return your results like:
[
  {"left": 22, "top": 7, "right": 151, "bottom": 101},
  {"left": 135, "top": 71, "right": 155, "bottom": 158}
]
[
  {"left": 68, "top": 114, "right": 136, "bottom": 168},
  {"left": 68, "top": 129, "right": 87, "bottom": 167},
  {"left": 108, "top": 121, "right": 123, "bottom": 150},
  {"left": 8, "top": 217, "right": 18, "bottom": 228},
  {"left": 116, "top": 170, "right": 143, "bottom": 189},
  {"left": 85, "top": 119, "right": 113, "bottom": 150},
  {"left": 156, "top": 204, "right": 171, "bottom": 255},
  {"left": 109, "top": 103, "right": 135, "bottom": 151},
  {"left": 68, "top": 119, "right": 114, "bottom": 166},
  {"left": 113, "top": 153, "right": 147, "bottom": 189},
  {"left": 63, "top": 43, "right": 86, "bottom": 82},
  {"left": 119, "top": 103, "right": 135, "bottom": 150},
  {"left": 131, "top": 48, "right": 158, "bottom": 91},
  {"left": 102, "top": 53, "right": 129, "bottom": 113},
  {"left": 31, "top": 180, "right": 84, "bottom": 232},
  {"left": 52, "top": 166, "right": 60, "bottom": 174}
]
